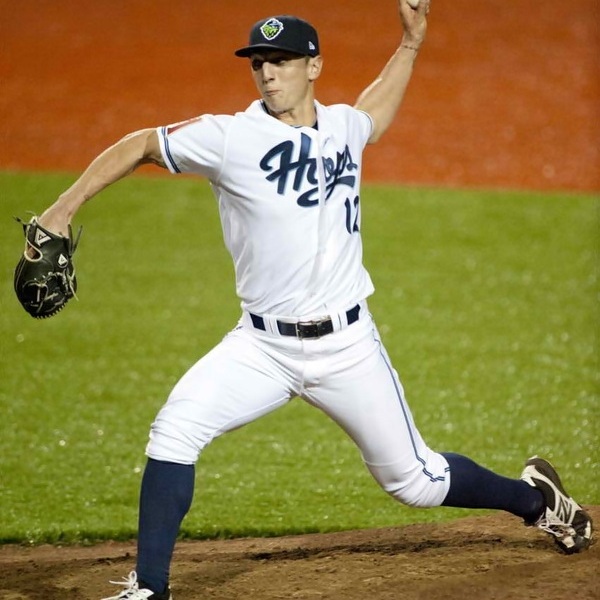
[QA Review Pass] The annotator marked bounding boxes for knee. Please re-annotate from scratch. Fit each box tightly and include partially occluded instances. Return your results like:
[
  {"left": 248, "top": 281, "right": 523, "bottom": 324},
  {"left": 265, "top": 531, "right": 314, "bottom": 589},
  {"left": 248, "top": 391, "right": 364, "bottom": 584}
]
[
  {"left": 366, "top": 453, "right": 450, "bottom": 508},
  {"left": 146, "top": 425, "right": 200, "bottom": 465},
  {"left": 145, "top": 397, "right": 212, "bottom": 464}
]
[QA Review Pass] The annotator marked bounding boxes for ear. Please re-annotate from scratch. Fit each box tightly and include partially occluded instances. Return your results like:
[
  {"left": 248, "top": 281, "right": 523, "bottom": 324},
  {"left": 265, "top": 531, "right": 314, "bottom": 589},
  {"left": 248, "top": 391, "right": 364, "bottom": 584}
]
[{"left": 307, "top": 55, "right": 323, "bottom": 82}]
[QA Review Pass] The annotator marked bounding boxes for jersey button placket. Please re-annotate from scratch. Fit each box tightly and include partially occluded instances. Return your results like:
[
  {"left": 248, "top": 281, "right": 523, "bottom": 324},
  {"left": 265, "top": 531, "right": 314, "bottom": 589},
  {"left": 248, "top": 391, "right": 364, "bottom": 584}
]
[{"left": 306, "top": 129, "right": 328, "bottom": 301}]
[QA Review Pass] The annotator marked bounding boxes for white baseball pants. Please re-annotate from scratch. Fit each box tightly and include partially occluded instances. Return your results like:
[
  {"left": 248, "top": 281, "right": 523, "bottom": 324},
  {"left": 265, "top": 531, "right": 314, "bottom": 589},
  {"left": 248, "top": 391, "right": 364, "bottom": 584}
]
[{"left": 146, "top": 306, "right": 450, "bottom": 508}]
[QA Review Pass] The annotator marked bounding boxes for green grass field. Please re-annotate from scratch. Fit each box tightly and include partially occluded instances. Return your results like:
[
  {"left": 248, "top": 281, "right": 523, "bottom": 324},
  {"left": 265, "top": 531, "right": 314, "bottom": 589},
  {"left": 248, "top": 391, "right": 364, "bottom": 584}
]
[{"left": 0, "top": 171, "right": 598, "bottom": 545}]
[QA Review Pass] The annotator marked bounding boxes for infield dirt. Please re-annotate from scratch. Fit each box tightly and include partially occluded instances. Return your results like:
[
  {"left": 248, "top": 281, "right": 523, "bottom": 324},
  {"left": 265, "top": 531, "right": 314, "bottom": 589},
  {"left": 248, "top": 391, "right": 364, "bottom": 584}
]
[
  {"left": 1, "top": 508, "right": 598, "bottom": 599},
  {"left": 1, "top": 1, "right": 598, "bottom": 599}
]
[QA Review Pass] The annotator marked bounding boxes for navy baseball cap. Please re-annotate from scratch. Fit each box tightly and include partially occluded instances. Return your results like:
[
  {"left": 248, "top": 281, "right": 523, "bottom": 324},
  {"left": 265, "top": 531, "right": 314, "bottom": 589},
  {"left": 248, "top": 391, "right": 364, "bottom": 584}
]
[{"left": 235, "top": 15, "right": 320, "bottom": 58}]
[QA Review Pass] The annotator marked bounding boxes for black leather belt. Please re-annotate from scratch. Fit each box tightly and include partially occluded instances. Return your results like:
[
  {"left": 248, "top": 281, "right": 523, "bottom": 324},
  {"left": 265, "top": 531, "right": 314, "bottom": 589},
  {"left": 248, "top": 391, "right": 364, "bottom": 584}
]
[{"left": 249, "top": 304, "right": 361, "bottom": 339}]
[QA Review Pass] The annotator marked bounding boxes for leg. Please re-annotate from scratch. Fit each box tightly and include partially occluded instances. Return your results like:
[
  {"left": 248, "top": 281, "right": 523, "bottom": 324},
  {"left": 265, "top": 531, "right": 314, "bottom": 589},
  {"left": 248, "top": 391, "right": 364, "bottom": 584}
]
[
  {"left": 438, "top": 454, "right": 592, "bottom": 553},
  {"left": 135, "top": 327, "right": 294, "bottom": 595},
  {"left": 304, "top": 317, "right": 543, "bottom": 516},
  {"left": 136, "top": 459, "right": 194, "bottom": 595},
  {"left": 302, "top": 317, "right": 450, "bottom": 507},
  {"left": 319, "top": 319, "right": 592, "bottom": 554},
  {"left": 441, "top": 452, "right": 543, "bottom": 521}
]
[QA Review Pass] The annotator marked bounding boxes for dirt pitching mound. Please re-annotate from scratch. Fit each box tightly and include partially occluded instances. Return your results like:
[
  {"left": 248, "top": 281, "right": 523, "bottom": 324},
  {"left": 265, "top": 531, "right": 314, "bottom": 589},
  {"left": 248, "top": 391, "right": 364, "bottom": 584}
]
[{"left": 1, "top": 507, "right": 597, "bottom": 600}]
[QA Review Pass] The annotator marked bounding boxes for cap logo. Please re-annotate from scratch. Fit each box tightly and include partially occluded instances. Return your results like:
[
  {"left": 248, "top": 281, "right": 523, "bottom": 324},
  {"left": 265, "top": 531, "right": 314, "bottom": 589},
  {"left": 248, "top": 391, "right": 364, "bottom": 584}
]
[{"left": 260, "top": 18, "right": 284, "bottom": 41}]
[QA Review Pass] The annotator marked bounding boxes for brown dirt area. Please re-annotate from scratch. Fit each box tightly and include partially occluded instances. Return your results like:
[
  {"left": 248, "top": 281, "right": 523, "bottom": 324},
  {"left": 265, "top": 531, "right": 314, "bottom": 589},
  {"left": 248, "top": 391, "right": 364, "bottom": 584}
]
[
  {"left": 1, "top": 509, "right": 598, "bottom": 600},
  {"left": 1, "top": 1, "right": 598, "bottom": 599}
]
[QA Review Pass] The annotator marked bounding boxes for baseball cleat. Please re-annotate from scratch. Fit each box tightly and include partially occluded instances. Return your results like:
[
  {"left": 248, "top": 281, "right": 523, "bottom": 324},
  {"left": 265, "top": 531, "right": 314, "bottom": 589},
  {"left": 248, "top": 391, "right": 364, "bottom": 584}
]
[
  {"left": 521, "top": 455, "right": 593, "bottom": 554},
  {"left": 101, "top": 571, "right": 172, "bottom": 600}
]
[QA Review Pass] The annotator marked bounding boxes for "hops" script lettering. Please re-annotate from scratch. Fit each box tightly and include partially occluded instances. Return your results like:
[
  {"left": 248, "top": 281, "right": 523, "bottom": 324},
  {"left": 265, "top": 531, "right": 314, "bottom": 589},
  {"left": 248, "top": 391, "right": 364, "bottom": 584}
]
[{"left": 259, "top": 133, "right": 358, "bottom": 206}]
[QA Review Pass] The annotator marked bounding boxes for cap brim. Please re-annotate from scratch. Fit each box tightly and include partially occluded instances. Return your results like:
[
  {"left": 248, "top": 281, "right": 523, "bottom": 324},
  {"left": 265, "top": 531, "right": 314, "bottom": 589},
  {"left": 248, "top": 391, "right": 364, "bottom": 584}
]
[{"left": 234, "top": 44, "right": 308, "bottom": 57}]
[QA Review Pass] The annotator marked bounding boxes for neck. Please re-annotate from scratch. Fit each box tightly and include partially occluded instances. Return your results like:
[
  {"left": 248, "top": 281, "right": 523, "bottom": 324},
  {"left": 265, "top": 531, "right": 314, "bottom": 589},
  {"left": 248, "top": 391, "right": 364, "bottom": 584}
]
[{"left": 263, "top": 100, "right": 317, "bottom": 128}]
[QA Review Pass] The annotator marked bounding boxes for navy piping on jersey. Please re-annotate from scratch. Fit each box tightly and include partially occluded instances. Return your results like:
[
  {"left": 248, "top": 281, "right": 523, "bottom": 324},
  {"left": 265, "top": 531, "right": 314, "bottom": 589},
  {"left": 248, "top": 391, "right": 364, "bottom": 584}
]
[
  {"left": 378, "top": 344, "right": 449, "bottom": 484},
  {"left": 161, "top": 127, "right": 181, "bottom": 173}
]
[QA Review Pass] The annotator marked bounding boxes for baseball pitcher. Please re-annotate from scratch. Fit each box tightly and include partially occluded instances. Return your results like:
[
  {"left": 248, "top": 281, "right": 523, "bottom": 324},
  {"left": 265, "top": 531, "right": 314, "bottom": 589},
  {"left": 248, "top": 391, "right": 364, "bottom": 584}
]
[{"left": 19, "top": 2, "right": 592, "bottom": 598}]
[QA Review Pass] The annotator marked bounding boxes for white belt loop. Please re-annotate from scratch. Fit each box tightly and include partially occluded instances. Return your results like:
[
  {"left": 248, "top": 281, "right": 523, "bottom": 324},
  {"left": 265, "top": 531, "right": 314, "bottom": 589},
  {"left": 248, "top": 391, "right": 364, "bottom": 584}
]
[
  {"left": 332, "top": 310, "right": 344, "bottom": 333},
  {"left": 265, "top": 315, "right": 279, "bottom": 336}
]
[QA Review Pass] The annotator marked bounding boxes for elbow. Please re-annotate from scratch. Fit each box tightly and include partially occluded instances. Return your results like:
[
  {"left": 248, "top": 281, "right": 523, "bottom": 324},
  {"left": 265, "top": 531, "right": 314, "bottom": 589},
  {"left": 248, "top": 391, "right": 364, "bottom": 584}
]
[
  {"left": 123, "top": 128, "right": 164, "bottom": 168},
  {"left": 368, "top": 129, "right": 384, "bottom": 144},
  {"left": 367, "top": 121, "right": 389, "bottom": 144},
  {"left": 363, "top": 112, "right": 393, "bottom": 145}
]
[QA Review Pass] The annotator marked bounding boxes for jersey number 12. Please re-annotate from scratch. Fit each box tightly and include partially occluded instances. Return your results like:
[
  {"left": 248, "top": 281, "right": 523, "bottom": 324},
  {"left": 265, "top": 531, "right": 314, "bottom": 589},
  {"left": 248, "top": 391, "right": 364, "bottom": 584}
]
[{"left": 345, "top": 195, "right": 360, "bottom": 234}]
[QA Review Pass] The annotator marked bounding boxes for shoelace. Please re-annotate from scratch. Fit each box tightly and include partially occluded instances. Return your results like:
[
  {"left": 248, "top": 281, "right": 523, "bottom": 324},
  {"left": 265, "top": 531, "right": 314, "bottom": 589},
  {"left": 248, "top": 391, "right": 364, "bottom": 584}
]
[
  {"left": 536, "top": 513, "right": 577, "bottom": 539},
  {"left": 106, "top": 571, "right": 140, "bottom": 597}
]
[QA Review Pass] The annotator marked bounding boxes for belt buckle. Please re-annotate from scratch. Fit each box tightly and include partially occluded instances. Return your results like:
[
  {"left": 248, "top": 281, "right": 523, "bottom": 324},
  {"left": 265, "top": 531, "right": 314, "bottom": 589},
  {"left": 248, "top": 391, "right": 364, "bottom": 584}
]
[
  {"left": 296, "top": 318, "right": 334, "bottom": 339},
  {"left": 296, "top": 319, "right": 321, "bottom": 339}
]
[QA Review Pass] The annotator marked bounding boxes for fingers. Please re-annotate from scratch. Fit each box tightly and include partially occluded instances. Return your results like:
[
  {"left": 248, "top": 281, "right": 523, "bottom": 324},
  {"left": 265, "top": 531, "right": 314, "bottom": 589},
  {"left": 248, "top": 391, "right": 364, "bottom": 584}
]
[
  {"left": 398, "top": 0, "right": 429, "bottom": 44},
  {"left": 401, "top": 0, "right": 430, "bottom": 16}
]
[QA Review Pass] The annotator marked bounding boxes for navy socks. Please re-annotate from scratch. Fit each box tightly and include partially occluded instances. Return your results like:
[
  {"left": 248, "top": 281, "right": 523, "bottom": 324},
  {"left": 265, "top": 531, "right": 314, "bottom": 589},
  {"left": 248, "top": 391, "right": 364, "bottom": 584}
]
[
  {"left": 134, "top": 454, "right": 544, "bottom": 593},
  {"left": 441, "top": 452, "right": 544, "bottom": 522},
  {"left": 136, "top": 458, "right": 195, "bottom": 595}
]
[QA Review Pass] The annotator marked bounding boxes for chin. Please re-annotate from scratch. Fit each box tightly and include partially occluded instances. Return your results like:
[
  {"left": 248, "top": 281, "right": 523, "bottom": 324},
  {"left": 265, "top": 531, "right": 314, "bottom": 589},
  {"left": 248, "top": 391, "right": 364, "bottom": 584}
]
[{"left": 264, "top": 104, "right": 289, "bottom": 117}]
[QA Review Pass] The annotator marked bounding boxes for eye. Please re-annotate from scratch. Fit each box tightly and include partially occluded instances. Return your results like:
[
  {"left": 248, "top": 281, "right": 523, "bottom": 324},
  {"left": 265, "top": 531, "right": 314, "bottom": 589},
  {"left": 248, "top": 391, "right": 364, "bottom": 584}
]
[{"left": 251, "top": 58, "right": 264, "bottom": 71}]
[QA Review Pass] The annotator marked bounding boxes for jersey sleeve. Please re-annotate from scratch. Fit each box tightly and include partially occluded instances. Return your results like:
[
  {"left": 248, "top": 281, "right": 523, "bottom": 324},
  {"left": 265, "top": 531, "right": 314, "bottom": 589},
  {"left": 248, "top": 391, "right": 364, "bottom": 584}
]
[
  {"left": 157, "top": 114, "right": 232, "bottom": 179},
  {"left": 328, "top": 103, "right": 373, "bottom": 150},
  {"left": 354, "top": 109, "right": 374, "bottom": 146}
]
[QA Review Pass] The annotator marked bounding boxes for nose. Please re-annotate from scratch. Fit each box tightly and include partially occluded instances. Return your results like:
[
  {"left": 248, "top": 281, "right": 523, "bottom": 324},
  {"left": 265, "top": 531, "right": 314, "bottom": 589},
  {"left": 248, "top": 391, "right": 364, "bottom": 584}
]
[{"left": 261, "top": 61, "right": 276, "bottom": 82}]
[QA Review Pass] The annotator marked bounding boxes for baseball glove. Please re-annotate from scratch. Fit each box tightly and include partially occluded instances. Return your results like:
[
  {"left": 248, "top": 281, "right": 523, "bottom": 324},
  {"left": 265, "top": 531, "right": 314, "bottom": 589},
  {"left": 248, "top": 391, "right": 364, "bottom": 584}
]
[{"left": 14, "top": 216, "right": 83, "bottom": 318}]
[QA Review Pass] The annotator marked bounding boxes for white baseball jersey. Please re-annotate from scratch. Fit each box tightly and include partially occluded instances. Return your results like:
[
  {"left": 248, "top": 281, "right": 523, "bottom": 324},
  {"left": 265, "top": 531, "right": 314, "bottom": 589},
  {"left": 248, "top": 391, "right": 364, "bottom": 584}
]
[{"left": 157, "top": 100, "right": 375, "bottom": 317}]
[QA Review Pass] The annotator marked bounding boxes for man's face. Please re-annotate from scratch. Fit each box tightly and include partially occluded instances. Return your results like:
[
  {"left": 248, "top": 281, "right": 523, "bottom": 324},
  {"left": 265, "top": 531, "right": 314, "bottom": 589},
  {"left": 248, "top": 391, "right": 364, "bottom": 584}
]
[{"left": 250, "top": 50, "right": 321, "bottom": 117}]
